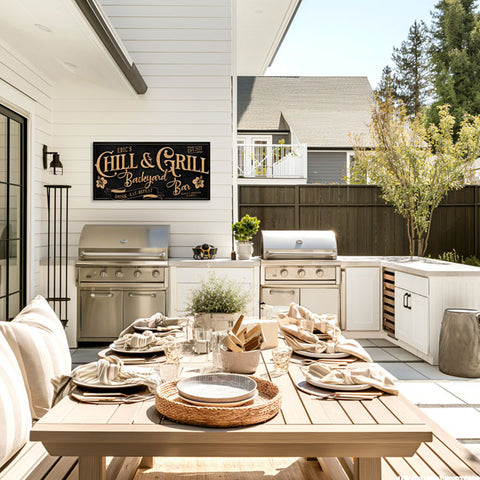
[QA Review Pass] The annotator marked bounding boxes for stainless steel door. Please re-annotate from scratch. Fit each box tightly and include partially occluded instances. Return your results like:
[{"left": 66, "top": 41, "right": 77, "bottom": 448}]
[
  {"left": 261, "top": 287, "right": 299, "bottom": 311},
  {"left": 123, "top": 289, "right": 166, "bottom": 328},
  {"left": 79, "top": 289, "right": 122, "bottom": 340}
]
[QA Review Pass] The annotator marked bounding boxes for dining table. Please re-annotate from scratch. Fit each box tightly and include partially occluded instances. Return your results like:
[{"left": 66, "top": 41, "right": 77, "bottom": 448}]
[{"left": 31, "top": 347, "right": 432, "bottom": 480}]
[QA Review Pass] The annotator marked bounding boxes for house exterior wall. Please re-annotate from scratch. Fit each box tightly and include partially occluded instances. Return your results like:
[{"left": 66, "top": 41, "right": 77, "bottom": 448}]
[{"left": 307, "top": 151, "right": 348, "bottom": 184}]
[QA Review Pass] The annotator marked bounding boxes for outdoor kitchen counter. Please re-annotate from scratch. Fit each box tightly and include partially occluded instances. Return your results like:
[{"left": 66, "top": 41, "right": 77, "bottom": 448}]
[
  {"left": 168, "top": 257, "right": 261, "bottom": 267},
  {"left": 338, "top": 256, "right": 480, "bottom": 276}
]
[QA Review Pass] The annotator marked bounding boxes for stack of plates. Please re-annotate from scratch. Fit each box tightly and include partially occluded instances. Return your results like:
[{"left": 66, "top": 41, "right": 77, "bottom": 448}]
[{"left": 176, "top": 374, "right": 258, "bottom": 407}]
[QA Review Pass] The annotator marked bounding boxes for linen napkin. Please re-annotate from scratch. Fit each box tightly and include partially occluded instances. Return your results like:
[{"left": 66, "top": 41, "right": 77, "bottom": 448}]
[
  {"left": 113, "top": 330, "right": 174, "bottom": 352},
  {"left": 306, "top": 362, "right": 398, "bottom": 395},
  {"left": 279, "top": 303, "right": 341, "bottom": 339},
  {"left": 119, "top": 312, "right": 189, "bottom": 337},
  {"left": 280, "top": 324, "right": 373, "bottom": 362}
]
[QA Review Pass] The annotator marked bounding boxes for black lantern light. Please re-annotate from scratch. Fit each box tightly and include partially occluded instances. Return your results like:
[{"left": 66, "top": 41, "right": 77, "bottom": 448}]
[{"left": 43, "top": 145, "right": 63, "bottom": 175}]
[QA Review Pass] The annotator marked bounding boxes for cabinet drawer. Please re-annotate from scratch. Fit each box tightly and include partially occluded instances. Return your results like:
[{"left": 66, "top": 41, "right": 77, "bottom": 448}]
[
  {"left": 395, "top": 271, "right": 429, "bottom": 297},
  {"left": 175, "top": 267, "right": 254, "bottom": 284}
]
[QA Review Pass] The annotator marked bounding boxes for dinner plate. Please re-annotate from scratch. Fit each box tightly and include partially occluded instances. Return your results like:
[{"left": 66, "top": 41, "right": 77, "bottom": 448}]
[
  {"left": 109, "top": 344, "right": 166, "bottom": 355},
  {"left": 72, "top": 378, "right": 145, "bottom": 391},
  {"left": 305, "top": 375, "right": 370, "bottom": 391},
  {"left": 294, "top": 350, "right": 350, "bottom": 359},
  {"left": 98, "top": 348, "right": 165, "bottom": 365},
  {"left": 177, "top": 374, "right": 257, "bottom": 403},
  {"left": 178, "top": 390, "right": 258, "bottom": 407},
  {"left": 133, "top": 325, "right": 183, "bottom": 334}
]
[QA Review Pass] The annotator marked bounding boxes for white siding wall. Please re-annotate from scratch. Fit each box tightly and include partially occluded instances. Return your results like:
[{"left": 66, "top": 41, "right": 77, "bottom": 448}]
[
  {"left": 0, "top": 42, "right": 53, "bottom": 299},
  {"left": 50, "top": 0, "right": 234, "bottom": 260}
]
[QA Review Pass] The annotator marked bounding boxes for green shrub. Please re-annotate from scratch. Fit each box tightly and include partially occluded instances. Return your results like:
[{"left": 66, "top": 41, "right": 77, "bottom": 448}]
[
  {"left": 437, "top": 249, "right": 480, "bottom": 266},
  {"left": 232, "top": 214, "right": 260, "bottom": 242}
]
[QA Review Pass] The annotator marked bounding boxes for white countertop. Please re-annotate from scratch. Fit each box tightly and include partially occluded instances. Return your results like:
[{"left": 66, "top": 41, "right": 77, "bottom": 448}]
[{"left": 168, "top": 257, "right": 261, "bottom": 267}]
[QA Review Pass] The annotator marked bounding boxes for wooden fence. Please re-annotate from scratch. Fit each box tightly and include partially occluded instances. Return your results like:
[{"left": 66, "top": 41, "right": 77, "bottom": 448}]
[{"left": 238, "top": 185, "right": 480, "bottom": 258}]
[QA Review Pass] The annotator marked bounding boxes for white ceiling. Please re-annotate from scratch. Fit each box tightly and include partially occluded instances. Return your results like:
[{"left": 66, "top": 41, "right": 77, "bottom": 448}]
[
  {"left": 0, "top": 0, "right": 132, "bottom": 97},
  {"left": 236, "top": 0, "right": 301, "bottom": 76}
]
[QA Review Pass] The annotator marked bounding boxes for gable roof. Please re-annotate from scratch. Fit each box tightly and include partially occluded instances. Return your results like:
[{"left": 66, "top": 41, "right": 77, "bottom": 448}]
[{"left": 237, "top": 76, "right": 374, "bottom": 148}]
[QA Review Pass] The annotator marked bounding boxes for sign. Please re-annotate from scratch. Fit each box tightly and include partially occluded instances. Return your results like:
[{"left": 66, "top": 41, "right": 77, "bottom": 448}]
[{"left": 93, "top": 142, "right": 210, "bottom": 200}]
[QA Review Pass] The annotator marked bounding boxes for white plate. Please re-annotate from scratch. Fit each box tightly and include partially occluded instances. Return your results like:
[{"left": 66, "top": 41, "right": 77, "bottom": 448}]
[
  {"left": 306, "top": 376, "right": 370, "bottom": 391},
  {"left": 177, "top": 374, "right": 257, "bottom": 403},
  {"left": 295, "top": 350, "right": 350, "bottom": 359},
  {"left": 133, "top": 325, "right": 183, "bottom": 334},
  {"left": 109, "top": 344, "right": 165, "bottom": 355},
  {"left": 179, "top": 390, "right": 258, "bottom": 407},
  {"left": 72, "top": 378, "right": 145, "bottom": 391}
]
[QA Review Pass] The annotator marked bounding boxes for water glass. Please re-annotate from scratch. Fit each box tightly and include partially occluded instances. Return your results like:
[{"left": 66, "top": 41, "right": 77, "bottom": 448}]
[
  {"left": 271, "top": 346, "right": 293, "bottom": 376},
  {"left": 158, "top": 362, "right": 181, "bottom": 383},
  {"left": 211, "top": 330, "right": 227, "bottom": 370},
  {"left": 164, "top": 340, "right": 182, "bottom": 364},
  {"left": 300, "top": 318, "right": 314, "bottom": 333},
  {"left": 193, "top": 326, "right": 212, "bottom": 355}
]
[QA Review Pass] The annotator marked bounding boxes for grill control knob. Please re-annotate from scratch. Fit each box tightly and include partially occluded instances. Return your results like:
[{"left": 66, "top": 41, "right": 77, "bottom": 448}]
[
  {"left": 134, "top": 270, "right": 142, "bottom": 278},
  {"left": 99, "top": 270, "right": 108, "bottom": 279},
  {"left": 297, "top": 268, "right": 306, "bottom": 278},
  {"left": 316, "top": 268, "right": 324, "bottom": 277},
  {"left": 280, "top": 268, "right": 288, "bottom": 278},
  {"left": 152, "top": 269, "right": 160, "bottom": 278},
  {"left": 115, "top": 270, "right": 124, "bottom": 279}
]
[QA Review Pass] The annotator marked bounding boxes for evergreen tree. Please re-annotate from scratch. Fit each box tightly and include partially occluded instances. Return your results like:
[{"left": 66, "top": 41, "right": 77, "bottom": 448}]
[
  {"left": 375, "top": 65, "right": 397, "bottom": 102},
  {"left": 429, "top": 0, "right": 480, "bottom": 129},
  {"left": 392, "top": 20, "right": 432, "bottom": 116}
]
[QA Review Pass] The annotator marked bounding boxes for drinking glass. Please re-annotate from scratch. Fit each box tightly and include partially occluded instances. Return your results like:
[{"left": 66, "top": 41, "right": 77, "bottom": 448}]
[
  {"left": 158, "top": 363, "right": 181, "bottom": 383},
  {"left": 211, "top": 330, "right": 227, "bottom": 370},
  {"left": 271, "top": 346, "right": 293, "bottom": 376},
  {"left": 193, "top": 326, "right": 212, "bottom": 356},
  {"left": 164, "top": 339, "right": 182, "bottom": 364},
  {"left": 300, "top": 318, "right": 314, "bottom": 333}
]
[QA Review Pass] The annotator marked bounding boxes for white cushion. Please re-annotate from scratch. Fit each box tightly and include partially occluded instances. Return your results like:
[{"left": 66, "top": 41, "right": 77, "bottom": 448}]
[
  {"left": 0, "top": 332, "right": 31, "bottom": 469},
  {"left": 0, "top": 296, "right": 72, "bottom": 419}
]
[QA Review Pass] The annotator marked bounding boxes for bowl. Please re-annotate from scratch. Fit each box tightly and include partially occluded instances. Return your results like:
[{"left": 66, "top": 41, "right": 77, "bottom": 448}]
[{"left": 220, "top": 346, "right": 261, "bottom": 374}]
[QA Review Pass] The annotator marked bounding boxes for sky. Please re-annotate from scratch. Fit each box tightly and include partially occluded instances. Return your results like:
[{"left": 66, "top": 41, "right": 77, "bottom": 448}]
[{"left": 266, "top": 0, "right": 436, "bottom": 89}]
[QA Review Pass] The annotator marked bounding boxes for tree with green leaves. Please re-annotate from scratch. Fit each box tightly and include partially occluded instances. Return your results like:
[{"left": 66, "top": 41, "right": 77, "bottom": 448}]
[
  {"left": 392, "top": 20, "right": 432, "bottom": 116},
  {"left": 429, "top": 0, "right": 480, "bottom": 130},
  {"left": 375, "top": 65, "right": 397, "bottom": 102},
  {"left": 351, "top": 98, "right": 480, "bottom": 256}
]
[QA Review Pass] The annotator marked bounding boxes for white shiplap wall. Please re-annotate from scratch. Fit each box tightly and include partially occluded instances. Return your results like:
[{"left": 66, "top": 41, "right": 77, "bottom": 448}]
[{"left": 50, "top": 0, "right": 234, "bottom": 259}]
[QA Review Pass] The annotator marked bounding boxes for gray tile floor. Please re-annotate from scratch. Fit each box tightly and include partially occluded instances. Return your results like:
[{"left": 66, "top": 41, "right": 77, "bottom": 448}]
[{"left": 71, "top": 338, "right": 480, "bottom": 458}]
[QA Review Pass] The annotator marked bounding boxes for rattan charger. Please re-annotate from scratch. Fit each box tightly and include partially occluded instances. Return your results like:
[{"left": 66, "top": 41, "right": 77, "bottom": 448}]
[{"left": 155, "top": 376, "right": 282, "bottom": 427}]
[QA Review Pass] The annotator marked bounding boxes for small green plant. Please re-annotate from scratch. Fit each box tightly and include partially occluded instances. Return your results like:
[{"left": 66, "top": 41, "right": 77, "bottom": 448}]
[
  {"left": 186, "top": 274, "right": 249, "bottom": 314},
  {"left": 232, "top": 214, "right": 260, "bottom": 243},
  {"left": 437, "top": 250, "right": 480, "bottom": 266}
]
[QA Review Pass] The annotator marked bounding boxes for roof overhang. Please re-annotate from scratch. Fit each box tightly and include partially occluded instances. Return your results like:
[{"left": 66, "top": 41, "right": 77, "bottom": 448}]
[{"left": 236, "top": 0, "right": 302, "bottom": 76}]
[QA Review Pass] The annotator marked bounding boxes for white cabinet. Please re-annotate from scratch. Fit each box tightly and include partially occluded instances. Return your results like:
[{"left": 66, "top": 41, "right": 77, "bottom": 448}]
[
  {"left": 169, "top": 263, "right": 260, "bottom": 317},
  {"left": 345, "top": 267, "right": 380, "bottom": 331}
]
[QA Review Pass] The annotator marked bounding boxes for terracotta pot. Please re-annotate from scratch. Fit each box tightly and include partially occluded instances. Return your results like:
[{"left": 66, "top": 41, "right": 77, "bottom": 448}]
[
  {"left": 220, "top": 347, "right": 260, "bottom": 374},
  {"left": 236, "top": 241, "right": 253, "bottom": 260}
]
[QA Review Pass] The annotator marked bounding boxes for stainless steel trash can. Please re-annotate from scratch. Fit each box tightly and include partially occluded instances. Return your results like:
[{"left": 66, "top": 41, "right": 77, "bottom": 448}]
[{"left": 439, "top": 308, "right": 480, "bottom": 378}]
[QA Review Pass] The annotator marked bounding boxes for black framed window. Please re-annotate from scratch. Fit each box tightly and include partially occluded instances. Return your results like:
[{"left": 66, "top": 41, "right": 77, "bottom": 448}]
[{"left": 0, "top": 104, "right": 27, "bottom": 320}]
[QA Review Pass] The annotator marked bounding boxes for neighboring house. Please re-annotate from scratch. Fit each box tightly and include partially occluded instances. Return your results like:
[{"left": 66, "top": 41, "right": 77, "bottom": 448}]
[{"left": 237, "top": 76, "right": 374, "bottom": 184}]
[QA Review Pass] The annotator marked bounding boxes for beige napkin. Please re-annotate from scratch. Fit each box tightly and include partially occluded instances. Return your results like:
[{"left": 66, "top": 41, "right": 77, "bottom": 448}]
[
  {"left": 113, "top": 331, "right": 174, "bottom": 352},
  {"left": 279, "top": 303, "right": 341, "bottom": 339},
  {"left": 119, "top": 313, "right": 189, "bottom": 337},
  {"left": 306, "top": 362, "right": 398, "bottom": 395},
  {"left": 280, "top": 324, "right": 372, "bottom": 362}
]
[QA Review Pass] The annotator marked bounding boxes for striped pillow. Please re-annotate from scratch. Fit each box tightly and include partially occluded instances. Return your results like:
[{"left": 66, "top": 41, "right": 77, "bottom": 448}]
[
  {"left": 0, "top": 296, "right": 72, "bottom": 419},
  {"left": 0, "top": 331, "right": 31, "bottom": 468}
]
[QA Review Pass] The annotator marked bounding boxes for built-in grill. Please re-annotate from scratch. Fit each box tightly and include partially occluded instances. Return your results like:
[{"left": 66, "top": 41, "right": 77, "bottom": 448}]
[
  {"left": 260, "top": 230, "right": 341, "bottom": 319},
  {"left": 75, "top": 224, "right": 169, "bottom": 343}
]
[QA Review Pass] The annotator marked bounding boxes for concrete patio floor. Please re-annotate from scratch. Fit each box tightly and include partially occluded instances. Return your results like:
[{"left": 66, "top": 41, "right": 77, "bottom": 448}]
[{"left": 71, "top": 338, "right": 480, "bottom": 460}]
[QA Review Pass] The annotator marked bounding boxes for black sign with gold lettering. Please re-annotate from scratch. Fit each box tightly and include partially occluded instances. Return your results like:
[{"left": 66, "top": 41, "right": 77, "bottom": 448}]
[{"left": 93, "top": 142, "right": 210, "bottom": 200}]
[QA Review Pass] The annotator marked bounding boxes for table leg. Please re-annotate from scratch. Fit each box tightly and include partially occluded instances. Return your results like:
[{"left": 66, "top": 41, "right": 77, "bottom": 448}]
[
  {"left": 354, "top": 457, "right": 381, "bottom": 480},
  {"left": 78, "top": 456, "right": 106, "bottom": 480},
  {"left": 140, "top": 456, "right": 154, "bottom": 468}
]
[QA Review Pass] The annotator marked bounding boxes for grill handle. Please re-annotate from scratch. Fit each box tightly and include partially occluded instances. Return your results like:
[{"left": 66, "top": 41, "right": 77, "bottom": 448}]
[
  {"left": 80, "top": 251, "right": 167, "bottom": 259},
  {"left": 90, "top": 292, "right": 113, "bottom": 298},
  {"left": 128, "top": 293, "right": 157, "bottom": 298},
  {"left": 269, "top": 289, "right": 296, "bottom": 295}
]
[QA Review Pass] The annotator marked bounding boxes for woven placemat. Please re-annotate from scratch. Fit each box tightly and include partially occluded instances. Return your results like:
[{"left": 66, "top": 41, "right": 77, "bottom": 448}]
[{"left": 155, "top": 376, "right": 282, "bottom": 427}]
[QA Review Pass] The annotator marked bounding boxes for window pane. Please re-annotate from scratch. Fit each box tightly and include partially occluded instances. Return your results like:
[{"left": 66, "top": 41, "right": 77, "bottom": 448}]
[
  {"left": 8, "top": 240, "right": 20, "bottom": 294},
  {"left": 0, "top": 183, "right": 6, "bottom": 241},
  {"left": 9, "top": 185, "right": 21, "bottom": 239},
  {"left": 8, "top": 292, "right": 20, "bottom": 320},
  {"left": 0, "top": 115, "right": 6, "bottom": 183},
  {"left": 9, "top": 120, "right": 21, "bottom": 185},
  {"left": 0, "top": 297, "right": 5, "bottom": 320}
]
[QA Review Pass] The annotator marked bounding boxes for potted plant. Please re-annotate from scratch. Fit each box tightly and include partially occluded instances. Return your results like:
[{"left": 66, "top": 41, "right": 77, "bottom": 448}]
[
  {"left": 186, "top": 274, "right": 249, "bottom": 333},
  {"left": 232, "top": 214, "right": 260, "bottom": 260}
]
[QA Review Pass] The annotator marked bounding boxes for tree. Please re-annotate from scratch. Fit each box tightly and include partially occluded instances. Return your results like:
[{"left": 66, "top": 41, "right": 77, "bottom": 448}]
[
  {"left": 375, "top": 65, "right": 397, "bottom": 102},
  {"left": 429, "top": 0, "right": 480, "bottom": 130},
  {"left": 393, "top": 20, "right": 432, "bottom": 116},
  {"left": 351, "top": 98, "right": 480, "bottom": 256}
]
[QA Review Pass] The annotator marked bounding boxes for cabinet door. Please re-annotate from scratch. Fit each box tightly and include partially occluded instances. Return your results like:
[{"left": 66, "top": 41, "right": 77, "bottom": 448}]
[
  {"left": 345, "top": 268, "right": 380, "bottom": 330},
  {"left": 124, "top": 290, "right": 166, "bottom": 328},
  {"left": 395, "top": 287, "right": 411, "bottom": 344},
  {"left": 300, "top": 287, "right": 339, "bottom": 317},
  {"left": 409, "top": 292, "right": 429, "bottom": 355}
]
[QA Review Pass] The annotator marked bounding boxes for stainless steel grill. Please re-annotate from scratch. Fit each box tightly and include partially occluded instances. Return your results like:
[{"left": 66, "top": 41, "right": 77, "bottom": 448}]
[{"left": 76, "top": 224, "right": 170, "bottom": 342}]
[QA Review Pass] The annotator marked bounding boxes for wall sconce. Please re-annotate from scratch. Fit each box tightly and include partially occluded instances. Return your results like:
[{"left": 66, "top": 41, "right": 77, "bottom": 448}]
[{"left": 43, "top": 145, "right": 63, "bottom": 175}]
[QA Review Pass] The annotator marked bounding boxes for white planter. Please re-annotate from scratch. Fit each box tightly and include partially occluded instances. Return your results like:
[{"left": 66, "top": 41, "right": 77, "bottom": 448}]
[
  {"left": 194, "top": 312, "right": 239, "bottom": 331},
  {"left": 236, "top": 241, "right": 253, "bottom": 260}
]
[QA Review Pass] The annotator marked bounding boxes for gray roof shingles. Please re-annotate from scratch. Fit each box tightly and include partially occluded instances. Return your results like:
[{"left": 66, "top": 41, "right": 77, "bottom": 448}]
[{"left": 237, "top": 76, "right": 374, "bottom": 148}]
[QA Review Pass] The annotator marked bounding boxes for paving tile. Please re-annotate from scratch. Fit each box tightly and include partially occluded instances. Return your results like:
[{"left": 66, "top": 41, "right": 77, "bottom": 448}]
[
  {"left": 387, "top": 347, "right": 422, "bottom": 362},
  {"left": 377, "top": 362, "right": 428, "bottom": 380},
  {"left": 436, "top": 381, "right": 480, "bottom": 405},
  {"left": 364, "top": 347, "right": 397, "bottom": 362},
  {"left": 407, "top": 362, "right": 480, "bottom": 381},
  {"left": 397, "top": 381, "right": 464, "bottom": 406},
  {"left": 71, "top": 348, "right": 102, "bottom": 364},
  {"left": 368, "top": 338, "right": 396, "bottom": 347},
  {"left": 355, "top": 339, "right": 375, "bottom": 347},
  {"left": 420, "top": 407, "right": 480, "bottom": 439}
]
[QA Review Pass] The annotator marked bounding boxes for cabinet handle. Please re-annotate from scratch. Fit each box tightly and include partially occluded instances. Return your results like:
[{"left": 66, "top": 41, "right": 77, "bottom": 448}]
[
  {"left": 128, "top": 293, "right": 157, "bottom": 298},
  {"left": 90, "top": 293, "right": 113, "bottom": 298},
  {"left": 269, "top": 289, "right": 296, "bottom": 295},
  {"left": 406, "top": 293, "right": 412, "bottom": 310},
  {"left": 403, "top": 293, "right": 408, "bottom": 308}
]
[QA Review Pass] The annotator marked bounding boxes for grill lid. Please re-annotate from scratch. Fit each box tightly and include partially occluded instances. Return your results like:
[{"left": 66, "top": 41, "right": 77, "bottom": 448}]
[
  {"left": 78, "top": 224, "right": 169, "bottom": 260},
  {"left": 262, "top": 230, "right": 337, "bottom": 260}
]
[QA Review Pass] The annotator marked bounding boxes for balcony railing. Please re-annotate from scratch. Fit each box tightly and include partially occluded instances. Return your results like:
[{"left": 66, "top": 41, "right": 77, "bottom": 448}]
[{"left": 237, "top": 143, "right": 308, "bottom": 179}]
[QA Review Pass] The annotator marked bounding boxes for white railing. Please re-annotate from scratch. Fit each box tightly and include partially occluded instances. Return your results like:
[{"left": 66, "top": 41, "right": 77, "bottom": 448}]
[{"left": 238, "top": 143, "right": 308, "bottom": 179}]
